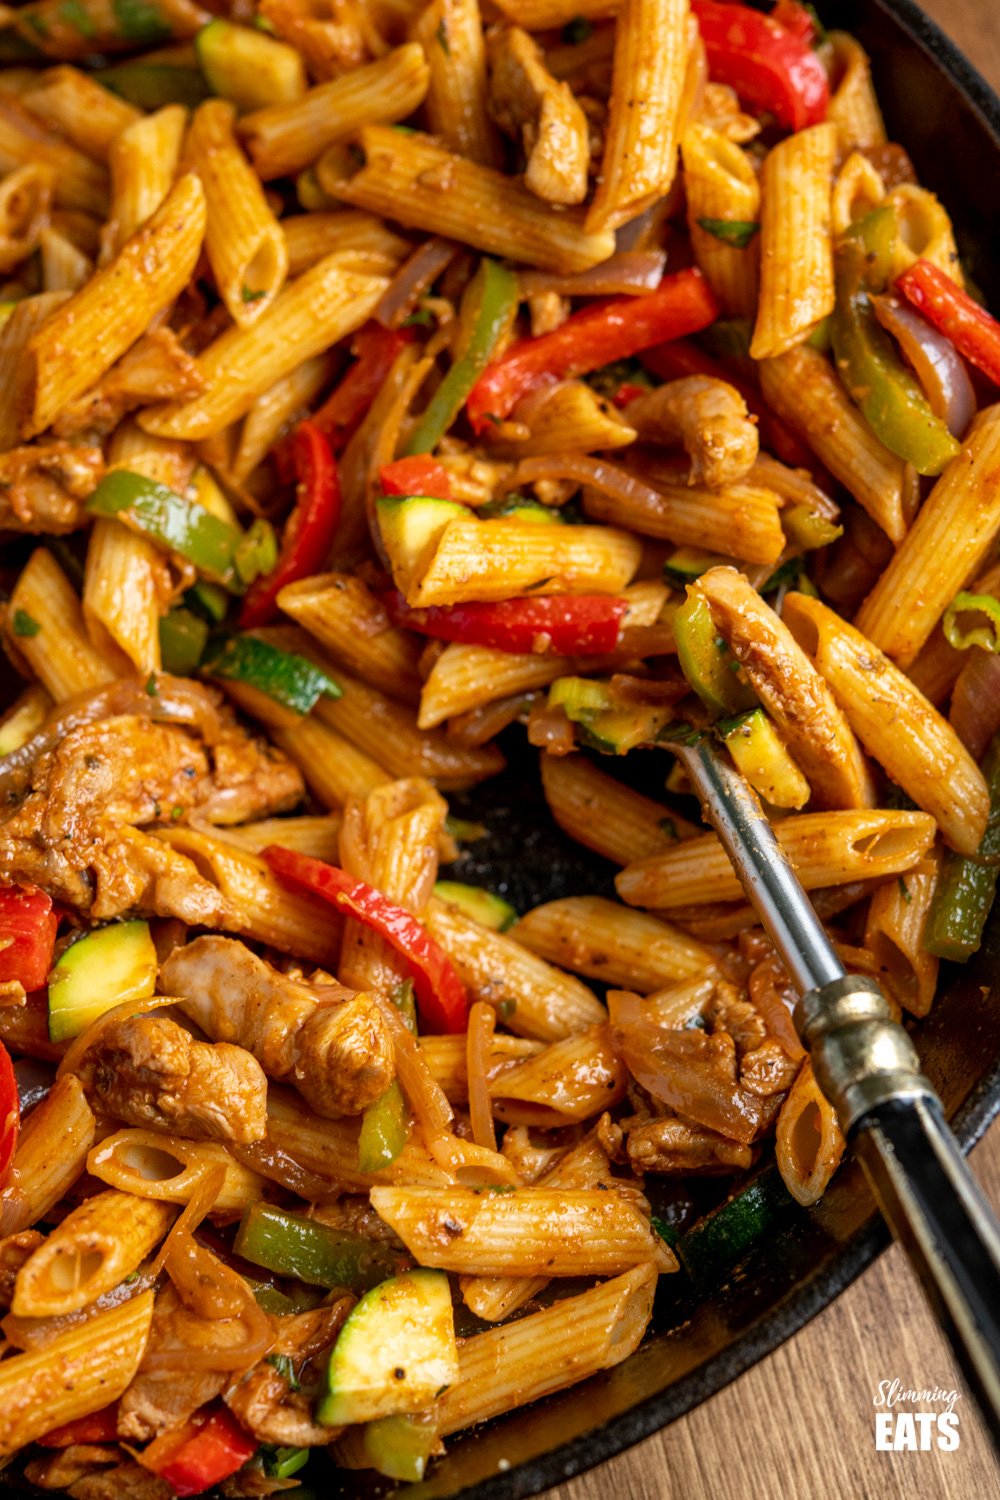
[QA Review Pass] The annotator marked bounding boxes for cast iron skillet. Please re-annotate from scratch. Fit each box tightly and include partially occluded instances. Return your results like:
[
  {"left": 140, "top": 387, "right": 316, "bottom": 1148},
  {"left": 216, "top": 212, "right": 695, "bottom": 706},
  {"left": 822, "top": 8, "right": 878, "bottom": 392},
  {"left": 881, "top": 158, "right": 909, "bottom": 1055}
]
[{"left": 7, "top": 2, "right": 1000, "bottom": 1495}]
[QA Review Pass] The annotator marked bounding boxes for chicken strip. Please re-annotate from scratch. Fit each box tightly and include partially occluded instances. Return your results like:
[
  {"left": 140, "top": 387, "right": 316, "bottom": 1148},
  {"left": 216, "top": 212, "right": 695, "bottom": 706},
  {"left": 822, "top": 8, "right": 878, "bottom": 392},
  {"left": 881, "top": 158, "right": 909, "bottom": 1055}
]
[
  {"left": 161, "top": 936, "right": 394, "bottom": 1119},
  {"left": 118, "top": 1284, "right": 246, "bottom": 1442},
  {"left": 625, "top": 377, "right": 759, "bottom": 487},
  {"left": 0, "top": 442, "right": 104, "bottom": 533},
  {"left": 487, "top": 26, "right": 590, "bottom": 205},
  {"left": 74, "top": 1014, "right": 268, "bottom": 1144},
  {"left": 224, "top": 1299, "right": 354, "bottom": 1447}
]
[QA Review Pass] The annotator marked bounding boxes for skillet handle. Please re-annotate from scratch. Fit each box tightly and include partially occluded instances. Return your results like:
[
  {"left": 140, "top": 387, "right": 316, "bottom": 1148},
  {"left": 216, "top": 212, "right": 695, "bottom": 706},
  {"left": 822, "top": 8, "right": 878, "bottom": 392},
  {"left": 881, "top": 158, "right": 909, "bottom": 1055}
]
[{"left": 851, "top": 1093, "right": 1000, "bottom": 1447}]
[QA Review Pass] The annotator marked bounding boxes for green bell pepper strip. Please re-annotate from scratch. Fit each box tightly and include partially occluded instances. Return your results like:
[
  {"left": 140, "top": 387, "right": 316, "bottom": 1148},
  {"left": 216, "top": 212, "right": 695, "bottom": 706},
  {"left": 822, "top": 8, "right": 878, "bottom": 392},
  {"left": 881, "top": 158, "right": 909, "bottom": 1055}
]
[
  {"left": 782, "top": 504, "right": 843, "bottom": 551},
  {"left": 672, "top": 594, "right": 756, "bottom": 717},
  {"left": 95, "top": 59, "right": 212, "bottom": 108},
  {"left": 357, "top": 1080, "right": 408, "bottom": 1174},
  {"left": 924, "top": 733, "right": 1000, "bottom": 961},
  {"left": 87, "top": 471, "right": 250, "bottom": 590},
  {"left": 363, "top": 1415, "right": 439, "bottom": 1482},
  {"left": 831, "top": 214, "right": 960, "bottom": 477},
  {"left": 159, "top": 607, "right": 209, "bottom": 675},
  {"left": 233, "top": 1204, "right": 403, "bottom": 1291},
  {"left": 202, "top": 634, "right": 341, "bottom": 714},
  {"left": 943, "top": 592, "right": 1000, "bottom": 654},
  {"left": 185, "top": 579, "right": 230, "bottom": 624},
  {"left": 263, "top": 1446, "right": 309, "bottom": 1480},
  {"left": 405, "top": 258, "right": 519, "bottom": 455}
]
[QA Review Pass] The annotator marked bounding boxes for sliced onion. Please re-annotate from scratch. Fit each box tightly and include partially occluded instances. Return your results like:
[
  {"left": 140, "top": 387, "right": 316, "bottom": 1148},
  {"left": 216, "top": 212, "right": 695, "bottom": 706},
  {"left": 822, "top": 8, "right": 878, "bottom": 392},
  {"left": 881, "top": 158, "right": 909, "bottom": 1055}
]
[
  {"left": 13, "top": 1058, "right": 54, "bottom": 1114},
  {"left": 526, "top": 701, "right": 576, "bottom": 755},
  {"left": 871, "top": 293, "right": 976, "bottom": 438},
  {"left": 373, "top": 236, "right": 457, "bottom": 328},
  {"left": 515, "top": 451, "right": 662, "bottom": 505},
  {"left": 519, "top": 250, "right": 667, "bottom": 300},
  {"left": 950, "top": 651, "right": 1000, "bottom": 760}
]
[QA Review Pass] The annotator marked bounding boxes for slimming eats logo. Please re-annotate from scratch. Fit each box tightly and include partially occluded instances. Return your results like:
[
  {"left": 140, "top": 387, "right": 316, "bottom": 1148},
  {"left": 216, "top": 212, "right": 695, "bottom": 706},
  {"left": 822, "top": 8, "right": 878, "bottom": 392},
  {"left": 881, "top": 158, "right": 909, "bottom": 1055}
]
[{"left": 873, "top": 1379, "right": 961, "bottom": 1451}]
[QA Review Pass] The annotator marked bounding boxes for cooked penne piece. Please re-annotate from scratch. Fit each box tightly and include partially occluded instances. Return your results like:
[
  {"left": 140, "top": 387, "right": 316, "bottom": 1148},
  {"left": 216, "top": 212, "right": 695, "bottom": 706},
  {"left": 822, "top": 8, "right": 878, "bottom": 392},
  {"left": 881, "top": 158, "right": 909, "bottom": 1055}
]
[
  {"left": 775, "top": 1059, "right": 845, "bottom": 1207},
  {"left": 232, "top": 353, "right": 335, "bottom": 481},
  {"left": 138, "top": 254, "right": 388, "bottom": 440},
  {"left": 7, "top": 548, "right": 120, "bottom": 701},
  {"left": 513, "top": 896, "right": 717, "bottom": 989},
  {"left": 0, "top": 683, "right": 51, "bottom": 758},
  {"left": 491, "top": 1024, "right": 627, "bottom": 1124},
  {"left": 88, "top": 1129, "right": 268, "bottom": 1212},
  {"left": 22, "top": 66, "right": 141, "bottom": 160},
  {"left": 418, "top": 643, "right": 567, "bottom": 728},
  {"left": 105, "top": 417, "right": 196, "bottom": 494},
  {"left": 586, "top": 0, "right": 688, "bottom": 233},
  {"left": 750, "top": 121, "right": 837, "bottom": 360},
  {"left": 38, "top": 226, "right": 91, "bottom": 291},
  {"left": 0, "top": 1290, "right": 154, "bottom": 1460},
  {"left": 153, "top": 825, "right": 344, "bottom": 967},
  {"left": 493, "top": 379, "right": 637, "bottom": 457},
  {"left": 404, "top": 518, "right": 641, "bottom": 608},
  {"left": 426, "top": 896, "right": 607, "bottom": 1040},
  {"left": 185, "top": 98, "right": 289, "bottom": 326},
  {"left": 11, "top": 0, "right": 205, "bottom": 60},
  {"left": 694, "top": 566, "right": 875, "bottom": 809},
  {"left": 421, "top": 1033, "right": 545, "bottom": 1104},
  {"left": 0, "top": 296, "right": 69, "bottom": 452},
  {"left": 83, "top": 518, "right": 165, "bottom": 675},
  {"left": 103, "top": 104, "right": 187, "bottom": 260},
  {"left": 758, "top": 345, "right": 917, "bottom": 543},
  {"left": 264, "top": 1085, "right": 454, "bottom": 1191},
  {"left": 682, "top": 122, "right": 760, "bottom": 317},
  {"left": 487, "top": 24, "right": 588, "bottom": 204},
  {"left": 12, "top": 1191, "right": 175, "bottom": 1318},
  {"left": 491, "top": 0, "right": 619, "bottom": 25},
  {"left": 581, "top": 461, "right": 785, "bottom": 566},
  {"left": 782, "top": 593, "right": 989, "bottom": 855},
  {"left": 203, "top": 814, "right": 344, "bottom": 861},
  {"left": 826, "top": 32, "right": 887, "bottom": 153},
  {"left": 886, "top": 183, "right": 962, "bottom": 285},
  {"left": 25, "top": 173, "right": 205, "bottom": 438},
  {"left": 615, "top": 808, "right": 938, "bottom": 909},
  {"left": 438, "top": 1264, "right": 657, "bottom": 1435},
  {"left": 854, "top": 405, "right": 1000, "bottom": 664},
  {"left": 0, "top": 164, "right": 52, "bottom": 276},
  {"left": 0, "top": 95, "right": 107, "bottom": 216},
  {"left": 369, "top": 1185, "right": 671, "bottom": 1275},
  {"left": 831, "top": 148, "right": 886, "bottom": 238},
  {"left": 541, "top": 752, "right": 701, "bottom": 862},
  {"left": 0, "top": 1075, "right": 95, "bottom": 1235},
  {"left": 418, "top": 0, "right": 502, "bottom": 168},
  {"left": 281, "top": 209, "right": 411, "bottom": 276},
  {"left": 318, "top": 125, "right": 616, "bottom": 273},
  {"left": 270, "top": 716, "right": 393, "bottom": 807},
  {"left": 277, "top": 573, "right": 423, "bottom": 705},
  {"left": 864, "top": 855, "right": 940, "bottom": 1019},
  {"left": 240, "top": 44, "right": 431, "bottom": 181}
]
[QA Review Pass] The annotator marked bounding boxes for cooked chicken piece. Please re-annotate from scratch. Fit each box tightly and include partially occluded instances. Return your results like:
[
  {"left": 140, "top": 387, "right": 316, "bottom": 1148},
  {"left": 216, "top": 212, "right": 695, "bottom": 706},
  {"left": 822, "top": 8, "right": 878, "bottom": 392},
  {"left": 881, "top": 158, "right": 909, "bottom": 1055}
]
[
  {"left": 0, "top": 677, "right": 303, "bottom": 920},
  {"left": 162, "top": 936, "right": 394, "bottom": 1119},
  {"left": 224, "top": 1299, "right": 354, "bottom": 1447},
  {"left": 307, "top": 1196, "right": 404, "bottom": 1244},
  {"left": 487, "top": 26, "right": 590, "bottom": 205},
  {"left": 53, "top": 329, "right": 204, "bottom": 439},
  {"left": 68, "top": 1463, "right": 174, "bottom": 1500},
  {"left": 705, "top": 983, "right": 767, "bottom": 1057},
  {"left": 23, "top": 1446, "right": 120, "bottom": 1492},
  {"left": 740, "top": 1038, "right": 800, "bottom": 1097},
  {"left": 625, "top": 1115, "right": 754, "bottom": 1173},
  {"left": 625, "top": 377, "right": 759, "bottom": 487},
  {"left": 118, "top": 1284, "right": 244, "bottom": 1442},
  {"left": 74, "top": 1015, "right": 268, "bottom": 1144},
  {"left": 0, "top": 443, "right": 104, "bottom": 533}
]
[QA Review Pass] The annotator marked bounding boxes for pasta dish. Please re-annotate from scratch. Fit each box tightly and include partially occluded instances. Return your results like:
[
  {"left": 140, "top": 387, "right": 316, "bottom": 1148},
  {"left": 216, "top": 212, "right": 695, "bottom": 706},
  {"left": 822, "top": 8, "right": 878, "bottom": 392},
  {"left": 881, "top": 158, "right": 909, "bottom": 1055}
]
[{"left": 0, "top": 0, "right": 997, "bottom": 1492}]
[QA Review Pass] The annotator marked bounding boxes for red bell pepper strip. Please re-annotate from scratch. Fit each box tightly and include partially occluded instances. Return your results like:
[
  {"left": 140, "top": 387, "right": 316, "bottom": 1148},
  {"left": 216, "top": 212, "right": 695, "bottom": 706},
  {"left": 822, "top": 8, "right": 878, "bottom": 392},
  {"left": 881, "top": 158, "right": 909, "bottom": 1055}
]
[
  {"left": 639, "top": 337, "right": 819, "bottom": 474},
  {"left": 690, "top": 0, "right": 829, "bottom": 131},
  {"left": 379, "top": 456, "right": 453, "bottom": 499},
  {"left": 0, "top": 1039, "right": 18, "bottom": 1188},
  {"left": 385, "top": 591, "right": 627, "bottom": 654},
  {"left": 465, "top": 269, "right": 721, "bottom": 434},
  {"left": 770, "top": 0, "right": 819, "bottom": 45},
  {"left": 0, "top": 884, "right": 57, "bottom": 992},
  {"left": 239, "top": 421, "right": 341, "bottom": 629},
  {"left": 313, "top": 322, "right": 412, "bottom": 453},
  {"left": 264, "top": 847, "right": 469, "bottom": 1034},
  {"left": 39, "top": 1406, "right": 119, "bottom": 1448},
  {"left": 896, "top": 259, "right": 1000, "bottom": 388},
  {"left": 141, "top": 1408, "right": 257, "bottom": 1497}
]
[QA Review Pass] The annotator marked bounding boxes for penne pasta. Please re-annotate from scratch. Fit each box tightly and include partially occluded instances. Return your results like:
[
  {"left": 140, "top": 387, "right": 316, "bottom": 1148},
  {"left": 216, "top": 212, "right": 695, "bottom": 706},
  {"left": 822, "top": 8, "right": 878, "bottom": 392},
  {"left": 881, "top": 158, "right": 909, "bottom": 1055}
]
[
  {"left": 277, "top": 573, "right": 423, "bottom": 705},
  {"left": 418, "top": 642, "right": 567, "bottom": 728},
  {"left": 83, "top": 517, "right": 166, "bottom": 675},
  {"left": 417, "top": 0, "right": 502, "bottom": 168},
  {"left": 281, "top": 208, "right": 411, "bottom": 276},
  {"left": 12, "top": 1191, "right": 175, "bottom": 1318},
  {"left": 264, "top": 1085, "right": 454, "bottom": 1192},
  {"left": 682, "top": 122, "right": 760, "bottom": 317},
  {"left": 0, "top": 1075, "right": 95, "bottom": 1235},
  {"left": 6, "top": 547, "right": 121, "bottom": 701},
  {"left": 0, "top": 164, "right": 52, "bottom": 276},
  {"left": 513, "top": 895, "right": 717, "bottom": 989},
  {"left": 541, "top": 751, "right": 701, "bottom": 862},
  {"left": 232, "top": 353, "right": 335, "bottom": 481},
  {"left": 0, "top": 293, "right": 68, "bottom": 453},
  {"left": 863, "top": 855, "right": 940, "bottom": 1020},
  {"left": 0, "top": 94, "right": 107, "bottom": 215},
  {"left": 185, "top": 98, "right": 289, "bottom": 326},
  {"left": 88, "top": 1129, "right": 268, "bottom": 1212},
  {"left": 491, "top": 0, "right": 619, "bottom": 25},
  {"left": 775, "top": 1059, "right": 845, "bottom": 1207},
  {"left": 318, "top": 124, "right": 616, "bottom": 272},
  {"left": 21, "top": 65, "right": 141, "bottom": 160},
  {"left": 616, "top": 808, "right": 938, "bottom": 909},
  {"left": 38, "top": 225, "right": 91, "bottom": 291},
  {"left": 826, "top": 32, "right": 887, "bottom": 153},
  {"left": 102, "top": 104, "right": 186, "bottom": 260},
  {"left": 750, "top": 121, "right": 837, "bottom": 360}
]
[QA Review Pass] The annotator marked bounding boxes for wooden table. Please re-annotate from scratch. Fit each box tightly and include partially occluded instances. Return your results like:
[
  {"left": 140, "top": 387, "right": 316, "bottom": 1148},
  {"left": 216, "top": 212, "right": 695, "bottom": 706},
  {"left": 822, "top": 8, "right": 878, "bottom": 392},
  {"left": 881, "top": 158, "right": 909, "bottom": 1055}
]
[{"left": 551, "top": 3, "right": 1000, "bottom": 1496}]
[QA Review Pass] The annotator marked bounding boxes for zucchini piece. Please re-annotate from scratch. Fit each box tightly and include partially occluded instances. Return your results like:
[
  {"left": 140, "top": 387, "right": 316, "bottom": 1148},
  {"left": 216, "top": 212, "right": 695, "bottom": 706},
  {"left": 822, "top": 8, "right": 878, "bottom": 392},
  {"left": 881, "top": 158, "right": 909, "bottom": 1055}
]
[
  {"left": 375, "top": 495, "right": 468, "bottom": 598},
  {"left": 548, "top": 677, "right": 671, "bottom": 754},
  {"left": 433, "top": 881, "right": 516, "bottom": 931},
  {"left": 673, "top": 593, "right": 756, "bottom": 717},
  {"left": 96, "top": 59, "right": 210, "bottom": 108},
  {"left": 159, "top": 606, "right": 209, "bottom": 675},
  {"left": 317, "top": 1269, "right": 459, "bottom": 1427},
  {"left": 676, "top": 1167, "right": 797, "bottom": 1285},
  {"left": 47, "top": 920, "right": 157, "bottom": 1042},
  {"left": 547, "top": 676, "right": 616, "bottom": 717},
  {"left": 717, "top": 708, "right": 810, "bottom": 809},
  {"left": 662, "top": 547, "right": 727, "bottom": 587},
  {"left": 479, "top": 495, "right": 564, "bottom": 525},
  {"left": 195, "top": 19, "right": 307, "bottom": 112},
  {"left": 362, "top": 1413, "right": 439, "bottom": 1482},
  {"left": 202, "top": 635, "right": 341, "bottom": 714}
]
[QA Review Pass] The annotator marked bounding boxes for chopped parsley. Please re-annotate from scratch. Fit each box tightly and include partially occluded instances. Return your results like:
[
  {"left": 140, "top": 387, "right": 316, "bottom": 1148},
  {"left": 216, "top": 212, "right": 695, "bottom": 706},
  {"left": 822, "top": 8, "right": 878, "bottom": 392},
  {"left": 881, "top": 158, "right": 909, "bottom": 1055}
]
[
  {"left": 145, "top": 672, "right": 158, "bottom": 696},
  {"left": 436, "top": 17, "right": 450, "bottom": 53},
  {"left": 658, "top": 817, "right": 678, "bottom": 841},
  {"left": 12, "top": 609, "right": 40, "bottom": 638},
  {"left": 266, "top": 1353, "right": 301, "bottom": 1391},
  {"left": 58, "top": 0, "right": 98, "bottom": 35},
  {"left": 696, "top": 217, "right": 761, "bottom": 249},
  {"left": 898, "top": 877, "right": 912, "bottom": 904},
  {"left": 241, "top": 285, "right": 267, "bottom": 303},
  {"left": 561, "top": 15, "right": 593, "bottom": 43}
]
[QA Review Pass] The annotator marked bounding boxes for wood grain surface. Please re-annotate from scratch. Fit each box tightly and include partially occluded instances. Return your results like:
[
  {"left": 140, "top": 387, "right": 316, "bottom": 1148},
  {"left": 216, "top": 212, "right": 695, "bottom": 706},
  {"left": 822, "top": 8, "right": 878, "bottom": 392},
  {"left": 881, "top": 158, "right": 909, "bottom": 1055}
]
[{"left": 549, "top": 3, "right": 1000, "bottom": 1496}]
